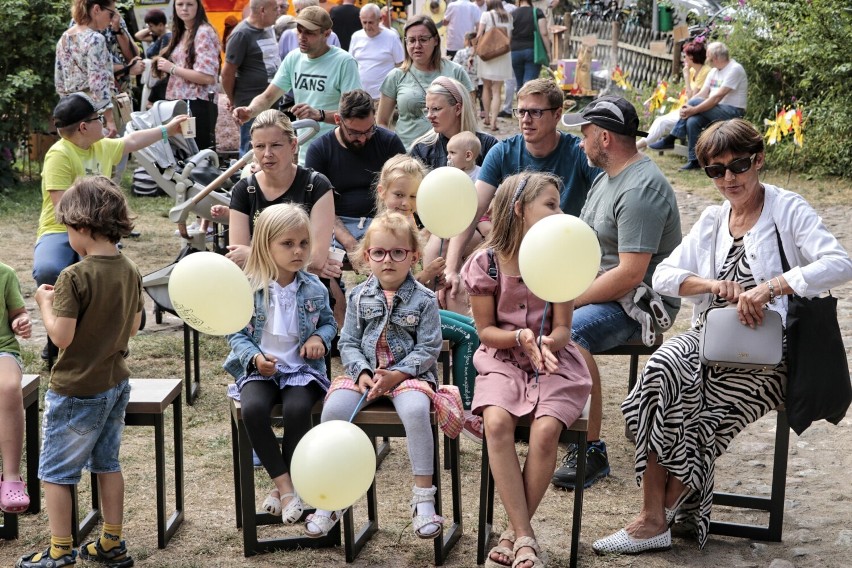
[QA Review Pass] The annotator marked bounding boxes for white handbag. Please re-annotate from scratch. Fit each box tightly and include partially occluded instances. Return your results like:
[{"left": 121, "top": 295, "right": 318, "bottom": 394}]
[{"left": 699, "top": 307, "right": 783, "bottom": 370}]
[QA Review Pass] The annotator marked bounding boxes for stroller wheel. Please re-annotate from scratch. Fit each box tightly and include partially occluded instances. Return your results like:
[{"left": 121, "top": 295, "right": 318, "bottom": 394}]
[{"left": 139, "top": 308, "right": 147, "bottom": 331}]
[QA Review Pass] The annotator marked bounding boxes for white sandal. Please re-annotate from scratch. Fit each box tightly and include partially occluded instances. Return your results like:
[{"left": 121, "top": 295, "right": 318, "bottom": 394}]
[
  {"left": 484, "top": 529, "right": 515, "bottom": 567},
  {"left": 410, "top": 485, "right": 444, "bottom": 539},
  {"left": 304, "top": 509, "right": 344, "bottom": 538},
  {"left": 262, "top": 489, "right": 282, "bottom": 516},
  {"left": 512, "top": 536, "right": 545, "bottom": 568}
]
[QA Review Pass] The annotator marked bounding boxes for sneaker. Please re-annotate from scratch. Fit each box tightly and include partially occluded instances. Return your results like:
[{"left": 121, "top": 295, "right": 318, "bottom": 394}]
[
  {"left": 648, "top": 137, "right": 675, "bottom": 150},
  {"left": 551, "top": 441, "right": 610, "bottom": 490},
  {"left": 679, "top": 160, "right": 701, "bottom": 171},
  {"left": 461, "top": 411, "right": 483, "bottom": 444},
  {"left": 79, "top": 539, "right": 134, "bottom": 568}
]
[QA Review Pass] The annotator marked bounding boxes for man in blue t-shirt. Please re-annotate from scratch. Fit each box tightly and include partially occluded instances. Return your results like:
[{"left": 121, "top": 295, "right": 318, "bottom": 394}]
[{"left": 444, "top": 79, "right": 601, "bottom": 306}]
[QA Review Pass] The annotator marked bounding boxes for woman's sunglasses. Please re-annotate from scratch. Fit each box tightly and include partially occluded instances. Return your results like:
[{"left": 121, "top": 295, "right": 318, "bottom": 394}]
[{"left": 704, "top": 154, "right": 757, "bottom": 179}]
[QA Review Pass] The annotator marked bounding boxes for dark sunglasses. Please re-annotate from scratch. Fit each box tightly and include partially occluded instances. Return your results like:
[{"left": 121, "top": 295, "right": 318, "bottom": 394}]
[{"left": 704, "top": 154, "right": 757, "bottom": 179}]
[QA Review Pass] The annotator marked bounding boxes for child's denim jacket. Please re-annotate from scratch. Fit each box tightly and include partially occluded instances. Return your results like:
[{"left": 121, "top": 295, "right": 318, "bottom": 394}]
[
  {"left": 223, "top": 270, "right": 337, "bottom": 379},
  {"left": 340, "top": 273, "right": 442, "bottom": 387}
]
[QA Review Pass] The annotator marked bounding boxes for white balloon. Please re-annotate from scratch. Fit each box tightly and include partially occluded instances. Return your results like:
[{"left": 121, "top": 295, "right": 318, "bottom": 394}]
[
  {"left": 167, "top": 252, "right": 253, "bottom": 335},
  {"left": 291, "top": 421, "right": 377, "bottom": 510},
  {"left": 518, "top": 215, "right": 601, "bottom": 303},
  {"left": 416, "top": 167, "right": 478, "bottom": 239}
]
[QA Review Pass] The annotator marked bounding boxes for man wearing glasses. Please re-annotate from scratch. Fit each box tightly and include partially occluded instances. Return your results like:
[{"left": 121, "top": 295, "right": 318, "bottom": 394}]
[
  {"left": 551, "top": 95, "right": 681, "bottom": 491},
  {"left": 306, "top": 89, "right": 405, "bottom": 323},
  {"left": 443, "top": 79, "right": 600, "bottom": 310},
  {"left": 33, "top": 93, "right": 187, "bottom": 364}
]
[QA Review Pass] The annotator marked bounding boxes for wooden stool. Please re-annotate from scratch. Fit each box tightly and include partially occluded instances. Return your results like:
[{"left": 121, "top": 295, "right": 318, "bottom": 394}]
[
  {"left": 72, "top": 378, "right": 185, "bottom": 548},
  {"left": 710, "top": 405, "right": 789, "bottom": 541},
  {"left": 477, "top": 399, "right": 590, "bottom": 568},
  {"left": 594, "top": 336, "right": 664, "bottom": 391},
  {"left": 340, "top": 398, "right": 463, "bottom": 564},
  {"left": 229, "top": 396, "right": 341, "bottom": 557},
  {"left": 0, "top": 374, "right": 41, "bottom": 540}
]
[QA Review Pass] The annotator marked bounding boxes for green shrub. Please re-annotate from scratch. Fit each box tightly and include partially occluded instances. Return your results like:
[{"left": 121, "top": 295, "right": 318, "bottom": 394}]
[
  {"left": 725, "top": 0, "right": 852, "bottom": 177},
  {"left": 0, "top": 0, "right": 69, "bottom": 188}
]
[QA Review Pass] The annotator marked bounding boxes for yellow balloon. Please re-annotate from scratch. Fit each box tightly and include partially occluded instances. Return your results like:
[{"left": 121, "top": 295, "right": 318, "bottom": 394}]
[
  {"left": 416, "top": 166, "right": 478, "bottom": 239},
  {"left": 167, "top": 252, "right": 253, "bottom": 335},
  {"left": 291, "top": 421, "right": 377, "bottom": 510},
  {"left": 518, "top": 215, "right": 601, "bottom": 303}
]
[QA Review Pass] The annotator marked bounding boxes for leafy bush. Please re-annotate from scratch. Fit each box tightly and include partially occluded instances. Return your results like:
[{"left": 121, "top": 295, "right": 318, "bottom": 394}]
[
  {"left": 0, "top": 0, "right": 69, "bottom": 188},
  {"left": 725, "top": 0, "right": 852, "bottom": 177}
]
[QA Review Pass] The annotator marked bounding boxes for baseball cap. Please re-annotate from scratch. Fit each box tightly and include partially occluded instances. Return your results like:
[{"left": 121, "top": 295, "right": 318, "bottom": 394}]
[
  {"left": 561, "top": 95, "right": 648, "bottom": 137},
  {"left": 53, "top": 93, "right": 109, "bottom": 128},
  {"left": 295, "top": 6, "right": 332, "bottom": 31}
]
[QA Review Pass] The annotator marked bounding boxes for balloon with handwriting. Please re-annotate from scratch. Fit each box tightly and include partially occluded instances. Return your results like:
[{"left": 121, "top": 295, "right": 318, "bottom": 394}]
[
  {"left": 291, "top": 420, "right": 377, "bottom": 510},
  {"left": 168, "top": 251, "right": 253, "bottom": 335},
  {"left": 519, "top": 214, "right": 601, "bottom": 303},
  {"left": 416, "top": 166, "right": 478, "bottom": 239}
]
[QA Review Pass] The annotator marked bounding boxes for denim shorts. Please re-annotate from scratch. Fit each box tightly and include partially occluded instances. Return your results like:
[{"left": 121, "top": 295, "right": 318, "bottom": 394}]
[
  {"left": 0, "top": 351, "right": 23, "bottom": 371},
  {"left": 571, "top": 301, "right": 641, "bottom": 353},
  {"left": 39, "top": 380, "right": 131, "bottom": 484},
  {"left": 332, "top": 215, "right": 372, "bottom": 250}
]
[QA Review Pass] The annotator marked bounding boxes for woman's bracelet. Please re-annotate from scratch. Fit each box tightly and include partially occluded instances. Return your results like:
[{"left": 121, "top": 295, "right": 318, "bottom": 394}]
[
  {"left": 160, "top": 126, "right": 168, "bottom": 143},
  {"left": 766, "top": 279, "right": 775, "bottom": 304},
  {"left": 169, "top": 63, "right": 177, "bottom": 75},
  {"left": 775, "top": 276, "right": 784, "bottom": 296},
  {"left": 515, "top": 329, "right": 523, "bottom": 347}
]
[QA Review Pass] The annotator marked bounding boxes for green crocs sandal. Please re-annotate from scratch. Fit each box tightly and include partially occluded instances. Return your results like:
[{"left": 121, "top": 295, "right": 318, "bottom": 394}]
[
  {"left": 78, "top": 539, "right": 134, "bottom": 568},
  {"left": 16, "top": 548, "right": 76, "bottom": 568}
]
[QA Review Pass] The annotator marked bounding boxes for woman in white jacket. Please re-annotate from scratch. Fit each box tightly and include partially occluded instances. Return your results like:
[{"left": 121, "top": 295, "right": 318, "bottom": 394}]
[{"left": 593, "top": 118, "right": 852, "bottom": 555}]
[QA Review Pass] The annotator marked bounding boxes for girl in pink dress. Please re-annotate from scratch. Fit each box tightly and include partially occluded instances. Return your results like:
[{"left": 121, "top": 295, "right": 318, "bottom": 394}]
[{"left": 461, "top": 172, "right": 592, "bottom": 568}]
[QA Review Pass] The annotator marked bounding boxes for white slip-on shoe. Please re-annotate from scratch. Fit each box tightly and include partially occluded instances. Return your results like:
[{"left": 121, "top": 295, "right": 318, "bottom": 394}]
[{"left": 593, "top": 528, "right": 671, "bottom": 555}]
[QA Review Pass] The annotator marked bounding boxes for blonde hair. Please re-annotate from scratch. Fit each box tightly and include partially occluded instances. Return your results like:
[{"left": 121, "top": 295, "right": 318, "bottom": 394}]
[
  {"left": 448, "top": 131, "right": 481, "bottom": 159},
  {"left": 483, "top": 172, "right": 562, "bottom": 259},
  {"left": 352, "top": 211, "right": 423, "bottom": 273},
  {"left": 374, "top": 154, "right": 428, "bottom": 212},
  {"left": 250, "top": 109, "right": 297, "bottom": 141},
  {"left": 244, "top": 203, "right": 312, "bottom": 299},
  {"left": 412, "top": 76, "right": 478, "bottom": 148}
]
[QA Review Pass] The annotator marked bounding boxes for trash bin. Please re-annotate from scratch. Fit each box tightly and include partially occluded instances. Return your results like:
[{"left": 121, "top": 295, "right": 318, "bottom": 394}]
[{"left": 658, "top": 5, "right": 674, "bottom": 32}]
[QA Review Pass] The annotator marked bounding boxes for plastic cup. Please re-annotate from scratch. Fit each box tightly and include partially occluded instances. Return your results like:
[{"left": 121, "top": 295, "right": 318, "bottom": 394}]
[
  {"left": 181, "top": 116, "right": 197, "bottom": 139},
  {"left": 328, "top": 247, "right": 346, "bottom": 264}
]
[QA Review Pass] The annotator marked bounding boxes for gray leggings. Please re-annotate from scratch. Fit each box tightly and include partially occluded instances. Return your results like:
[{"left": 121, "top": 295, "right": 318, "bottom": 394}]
[{"left": 321, "top": 389, "right": 434, "bottom": 476}]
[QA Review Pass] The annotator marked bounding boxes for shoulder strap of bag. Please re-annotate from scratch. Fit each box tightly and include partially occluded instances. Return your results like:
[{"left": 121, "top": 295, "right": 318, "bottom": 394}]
[
  {"left": 774, "top": 225, "right": 791, "bottom": 274},
  {"left": 247, "top": 174, "right": 258, "bottom": 221},
  {"left": 487, "top": 247, "right": 498, "bottom": 280}
]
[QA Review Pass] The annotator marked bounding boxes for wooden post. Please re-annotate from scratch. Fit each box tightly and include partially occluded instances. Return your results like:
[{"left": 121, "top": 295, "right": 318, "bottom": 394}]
[{"left": 609, "top": 19, "right": 621, "bottom": 89}]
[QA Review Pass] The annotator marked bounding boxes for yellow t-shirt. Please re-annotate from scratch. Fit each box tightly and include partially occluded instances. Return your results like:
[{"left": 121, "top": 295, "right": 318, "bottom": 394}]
[
  {"left": 691, "top": 65, "right": 711, "bottom": 93},
  {"left": 37, "top": 137, "right": 125, "bottom": 239}
]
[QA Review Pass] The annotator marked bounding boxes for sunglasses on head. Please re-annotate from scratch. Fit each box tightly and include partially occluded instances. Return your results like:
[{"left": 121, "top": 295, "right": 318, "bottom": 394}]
[{"left": 704, "top": 154, "right": 757, "bottom": 179}]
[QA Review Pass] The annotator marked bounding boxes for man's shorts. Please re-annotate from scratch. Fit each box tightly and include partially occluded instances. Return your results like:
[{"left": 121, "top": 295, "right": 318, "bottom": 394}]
[
  {"left": 571, "top": 301, "right": 641, "bottom": 353},
  {"left": 39, "top": 379, "right": 131, "bottom": 484}
]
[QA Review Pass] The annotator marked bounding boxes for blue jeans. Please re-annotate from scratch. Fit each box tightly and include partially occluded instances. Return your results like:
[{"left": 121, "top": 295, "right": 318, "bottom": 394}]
[
  {"left": 239, "top": 118, "right": 255, "bottom": 157},
  {"left": 670, "top": 97, "right": 746, "bottom": 162},
  {"left": 571, "top": 302, "right": 641, "bottom": 353},
  {"left": 512, "top": 48, "right": 540, "bottom": 89},
  {"left": 39, "top": 380, "right": 131, "bottom": 484},
  {"left": 332, "top": 215, "right": 372, "bottom": 250},
  {"left": 33, "top": 232, "right": 79, "bottom": 287}
]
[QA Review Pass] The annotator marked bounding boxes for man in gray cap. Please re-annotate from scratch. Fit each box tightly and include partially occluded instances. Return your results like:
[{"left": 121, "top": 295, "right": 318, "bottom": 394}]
[
  {"left": 234, "top": 5, "right": 362, "bottom": 163},
  {"left": 34, "top": 93, "right": 187, "bottom": 364},
  {"left": 551, "top": 95, "right": 682, "bottom": 490}
]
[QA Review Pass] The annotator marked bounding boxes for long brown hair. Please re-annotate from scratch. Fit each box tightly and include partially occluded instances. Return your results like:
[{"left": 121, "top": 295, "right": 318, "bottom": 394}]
[{"left": 162, "top": 0, "right": 213, "bottom": 70}]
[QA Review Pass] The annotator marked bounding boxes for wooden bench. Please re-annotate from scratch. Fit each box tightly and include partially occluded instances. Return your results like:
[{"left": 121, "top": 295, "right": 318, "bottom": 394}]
[
  {"left": 72, "top": 378, "right": 184, "bottom": 549},
  {"left": 0, "top": 374, "right": 41, "bottom": 540},
  {"left": 657, "top": 142, "right": 689, "bottom": 159},
  {"left": 229, "top": 397, "right": 341, "bottom": 557},
  {"left": 478, "top": 398, "right": 590, "bottom": 568}
]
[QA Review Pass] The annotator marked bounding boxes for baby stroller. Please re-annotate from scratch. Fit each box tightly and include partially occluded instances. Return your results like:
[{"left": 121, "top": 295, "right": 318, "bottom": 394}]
[{"left": 130, "top": 100, "right": 319, "bottom": 321}]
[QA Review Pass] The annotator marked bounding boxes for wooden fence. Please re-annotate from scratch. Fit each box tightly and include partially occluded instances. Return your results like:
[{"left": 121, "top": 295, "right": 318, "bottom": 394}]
[{"left": 559, "top": 18, "right": 683, "bottom": 90}]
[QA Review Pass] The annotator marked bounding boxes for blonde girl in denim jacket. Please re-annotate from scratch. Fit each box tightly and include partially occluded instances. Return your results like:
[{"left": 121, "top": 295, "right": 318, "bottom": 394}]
[
  {"left": 224, "top": 203, "right": 337, "bottom": 525},
  {"left": 305, "top": 211, "right": 445, "bottom": 540}
]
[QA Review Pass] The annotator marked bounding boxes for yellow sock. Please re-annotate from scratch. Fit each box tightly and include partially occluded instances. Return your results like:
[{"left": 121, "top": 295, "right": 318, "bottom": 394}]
[
  {"left": 49, "top": 535, "right": 73, "bottom": 559},
  {"left": 97, "top": 522, "right": 123, "bottom": 552}
]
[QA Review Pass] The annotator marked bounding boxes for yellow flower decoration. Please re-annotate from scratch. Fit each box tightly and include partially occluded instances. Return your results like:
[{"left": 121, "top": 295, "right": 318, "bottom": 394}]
[
  {"left": 764, "top": 104, "right": 806, "bottom": 148},
  {"left": 791, "top": 107, "right": 804, "bottom": 147},
  {"left": 612, "top": 66, "right": 632, "bottom": 91},
  {"left": 648, "top": 81, "right": 667, "bottom": 114}
]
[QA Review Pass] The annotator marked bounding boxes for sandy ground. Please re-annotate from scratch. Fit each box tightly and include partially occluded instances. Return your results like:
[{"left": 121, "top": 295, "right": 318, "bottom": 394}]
[{"left": 1, "top": 123, "right": 851, "bottom": 568}]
